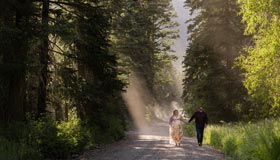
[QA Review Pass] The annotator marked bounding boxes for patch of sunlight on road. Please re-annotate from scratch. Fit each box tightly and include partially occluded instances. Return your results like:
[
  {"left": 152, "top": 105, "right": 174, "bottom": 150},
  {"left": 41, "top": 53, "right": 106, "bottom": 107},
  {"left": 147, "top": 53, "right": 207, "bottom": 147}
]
[{"left": 138, "top": 135, "right": 168, "bottom": 140}]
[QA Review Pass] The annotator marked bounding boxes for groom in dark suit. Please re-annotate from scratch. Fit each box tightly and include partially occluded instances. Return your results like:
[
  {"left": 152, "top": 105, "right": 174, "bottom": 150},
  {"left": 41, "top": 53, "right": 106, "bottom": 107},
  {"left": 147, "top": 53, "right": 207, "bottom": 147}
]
[{"left": 189, "top": 107, "right": 208, "bottom": 146}]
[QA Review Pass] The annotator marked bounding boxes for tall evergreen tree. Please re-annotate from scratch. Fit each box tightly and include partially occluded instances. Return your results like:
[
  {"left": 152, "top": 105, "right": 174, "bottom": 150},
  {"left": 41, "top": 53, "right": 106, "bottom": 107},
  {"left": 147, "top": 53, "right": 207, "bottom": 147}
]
[
  {"left": 37, "top": 0, "right": 50, "bottom": 117},
  {"left": 112, "top": 0, "right": 179, "bottom": 108},
  {"left": 66, "top": 0, "right": 127, "bottom": 141},
  {"left": 0, "top": 0, "right": 35, "bottom": 122},
  {"left": 183, "top": 0, "right": 250, "bottom": 121}
]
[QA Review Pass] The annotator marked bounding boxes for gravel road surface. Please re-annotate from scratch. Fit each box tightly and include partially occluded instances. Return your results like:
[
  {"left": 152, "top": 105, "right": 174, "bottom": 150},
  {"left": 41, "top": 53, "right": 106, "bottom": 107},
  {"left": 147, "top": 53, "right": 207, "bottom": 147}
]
[{"left": 78, "top": 123, "right": 225, "bottom": 160}]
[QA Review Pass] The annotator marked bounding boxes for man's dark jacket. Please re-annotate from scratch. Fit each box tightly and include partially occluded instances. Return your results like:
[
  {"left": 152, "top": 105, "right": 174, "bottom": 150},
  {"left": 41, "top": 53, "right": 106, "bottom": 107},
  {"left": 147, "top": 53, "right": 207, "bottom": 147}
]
[{"left": 189, "top": 111, "right": 208, "bottom": 125}]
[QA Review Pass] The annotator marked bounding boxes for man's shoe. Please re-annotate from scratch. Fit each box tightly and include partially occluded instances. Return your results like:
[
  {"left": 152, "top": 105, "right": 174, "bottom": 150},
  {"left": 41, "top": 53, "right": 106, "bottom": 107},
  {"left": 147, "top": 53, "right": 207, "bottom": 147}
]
[{"left": 198, "top": 143, "right": 202, "bottom": 146}]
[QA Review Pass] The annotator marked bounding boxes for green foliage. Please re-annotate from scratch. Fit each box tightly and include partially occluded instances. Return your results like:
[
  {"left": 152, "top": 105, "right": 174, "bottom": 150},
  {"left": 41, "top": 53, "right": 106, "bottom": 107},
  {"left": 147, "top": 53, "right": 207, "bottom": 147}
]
[
  {"left": 68, "top": 1, "right": 128, "bottom": 144},
  {"left": 203, "top": 119, "right": 280, "bottom": 160},
  {"left": 0, "top": 0, "right": 180, "bottom": 158},
  {"left": 0, "top": 0, "right": 129, "bottom": 142},
  {"left": 209, "top": 130, "right": 223, "bottom": 149},
  {"left": 237, "top": 0, "right": 280, "bottom": 116},
  {"left": 33, "top": 115, "right": 91, "bottom": 158},
  {"left": 183, "top": 43, "right": 248, "bottom": 122},
  {"left": 112, "top": 0, "right": 180, "bottom": 107},
  {"left": 184, "top": 124, "right": 196, "bottom": 137},
  {"left": 0, "top": 138, "right": 40, "bottom": 160},
  {"left": 183, "top": 0, "right": 250, "bottom": 122},
  {"left": 223, "top": 136, "right": 238, "bottom": 157},
  {"left": 0, "top": 111, "right": 92, "bottom": 159},
  {"left": 270, "top": 136, "right": 280, "bottom": 160}
]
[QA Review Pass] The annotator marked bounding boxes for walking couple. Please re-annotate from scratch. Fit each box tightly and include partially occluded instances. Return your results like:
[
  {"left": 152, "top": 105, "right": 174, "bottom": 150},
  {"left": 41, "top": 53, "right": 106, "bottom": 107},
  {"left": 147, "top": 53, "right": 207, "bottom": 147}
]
[{"left": 169, "top": 107, "right": 208, "bottom": 147}]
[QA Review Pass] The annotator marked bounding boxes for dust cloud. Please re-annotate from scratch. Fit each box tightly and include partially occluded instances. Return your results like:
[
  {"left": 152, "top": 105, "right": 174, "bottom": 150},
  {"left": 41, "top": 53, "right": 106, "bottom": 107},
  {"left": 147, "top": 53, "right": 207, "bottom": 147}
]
[
  {"left": 122, "top": 73, "right": 149, "bottom": 129},
  {"left": 122, "top": 71, "right": 184, "bottom": 130}
]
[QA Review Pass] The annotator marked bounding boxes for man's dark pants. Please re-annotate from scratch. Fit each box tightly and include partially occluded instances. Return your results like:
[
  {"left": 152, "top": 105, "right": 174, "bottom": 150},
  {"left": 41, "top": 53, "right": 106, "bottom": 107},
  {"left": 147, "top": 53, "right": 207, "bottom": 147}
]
[{"left": 195, "top": 124, "right": 205, "bottom": 144}]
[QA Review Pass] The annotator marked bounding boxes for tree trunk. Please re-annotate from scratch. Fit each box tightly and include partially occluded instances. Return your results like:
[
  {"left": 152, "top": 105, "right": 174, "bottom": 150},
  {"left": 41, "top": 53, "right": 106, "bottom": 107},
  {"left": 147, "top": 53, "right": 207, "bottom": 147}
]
[
  {"left": 37, "top": 0, "right": 49, "bottom": 118},
  {"left": 4, "top": 0, "right": 29, "bottom": 123},
  {"left": 64, "top": 105, "right": 69, "bottom": 121}
]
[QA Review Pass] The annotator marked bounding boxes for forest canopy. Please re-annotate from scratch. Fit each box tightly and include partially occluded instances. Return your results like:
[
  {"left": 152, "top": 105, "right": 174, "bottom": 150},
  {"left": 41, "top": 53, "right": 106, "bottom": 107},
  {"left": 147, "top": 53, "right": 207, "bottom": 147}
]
[
  {"left": 182, "top": 0, "right": 280, "bottom": 121},
  {"left": 0, "top": 0, "right": 179, "bottom": 159}
]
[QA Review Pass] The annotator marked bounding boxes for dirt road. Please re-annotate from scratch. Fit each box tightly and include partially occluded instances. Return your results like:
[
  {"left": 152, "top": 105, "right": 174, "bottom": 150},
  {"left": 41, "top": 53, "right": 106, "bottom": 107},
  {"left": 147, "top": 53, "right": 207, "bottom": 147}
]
[{"left": 78, "top": 123, "right": 225, "bottom": 160}]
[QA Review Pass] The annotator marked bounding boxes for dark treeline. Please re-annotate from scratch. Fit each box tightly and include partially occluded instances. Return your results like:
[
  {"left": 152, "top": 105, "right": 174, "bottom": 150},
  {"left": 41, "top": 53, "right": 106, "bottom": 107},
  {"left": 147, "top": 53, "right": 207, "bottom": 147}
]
[
  {"left": 0, "top": 0, "right": 179, "bottom": 159},
  {"left": 182, "top": 0, "right": 280, "bottom": 122}
]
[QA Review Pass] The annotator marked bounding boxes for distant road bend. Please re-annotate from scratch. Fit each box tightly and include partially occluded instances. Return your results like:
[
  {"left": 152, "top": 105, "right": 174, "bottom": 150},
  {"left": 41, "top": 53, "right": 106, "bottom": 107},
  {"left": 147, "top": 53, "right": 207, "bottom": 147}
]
[{"left": 78, "top": 123, "right": 225, "bottom": 160}]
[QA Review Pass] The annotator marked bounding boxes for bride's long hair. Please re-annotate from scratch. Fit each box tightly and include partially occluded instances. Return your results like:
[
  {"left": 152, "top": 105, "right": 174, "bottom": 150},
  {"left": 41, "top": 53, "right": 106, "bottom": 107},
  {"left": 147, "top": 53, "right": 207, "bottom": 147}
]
[{"left": 173, "top": 109, "right": 178, "bottom": 116}]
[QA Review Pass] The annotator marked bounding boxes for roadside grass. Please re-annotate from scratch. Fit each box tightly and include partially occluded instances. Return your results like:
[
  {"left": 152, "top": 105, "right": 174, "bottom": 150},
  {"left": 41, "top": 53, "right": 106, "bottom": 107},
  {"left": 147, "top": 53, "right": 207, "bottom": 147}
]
[{"left": 199, "top": 118, "right": 280, "bottom": 160}]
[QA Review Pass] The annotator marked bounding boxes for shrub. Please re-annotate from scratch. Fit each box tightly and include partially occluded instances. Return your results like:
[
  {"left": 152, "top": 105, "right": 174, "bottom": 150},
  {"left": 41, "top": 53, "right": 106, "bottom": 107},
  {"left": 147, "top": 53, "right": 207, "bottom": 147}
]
[
  {"left": 0, "top": 111, "right": 93, "bottom": 160},
  {"left": 31, "top": 113, "right": 93, "bottom": 159}
]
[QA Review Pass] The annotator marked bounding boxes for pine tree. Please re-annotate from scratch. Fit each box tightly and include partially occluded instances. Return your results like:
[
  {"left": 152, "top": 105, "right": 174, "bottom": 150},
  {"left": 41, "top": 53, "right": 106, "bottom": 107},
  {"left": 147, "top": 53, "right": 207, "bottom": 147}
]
[
  {"left": 0, "top": 0, "right": 35, "bottom": 122},
  {"left": 183, "top": 0, "right": 249, "bottom": 121},
  {"left": 37, "top": 0, "right": 50, "bottom": 117},
  {"left": 112, "top": 0, "right": 179, "bottom": 107}
]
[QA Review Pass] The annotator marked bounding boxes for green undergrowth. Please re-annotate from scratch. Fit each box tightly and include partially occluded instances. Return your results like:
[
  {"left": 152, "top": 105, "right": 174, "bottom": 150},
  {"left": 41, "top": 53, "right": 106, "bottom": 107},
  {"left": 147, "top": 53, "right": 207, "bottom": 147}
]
[
  {"left": 0, "top": 108, "right": 127, "bottom": 160},
  {"left": 0, "top": 112, "right": 92, "bottom": 160},
  {"left": 202, "top": 118, "right": 280, "bottom": 160},
  {"left": 184, "top": 123, "right": 196, "bottom": 137}
]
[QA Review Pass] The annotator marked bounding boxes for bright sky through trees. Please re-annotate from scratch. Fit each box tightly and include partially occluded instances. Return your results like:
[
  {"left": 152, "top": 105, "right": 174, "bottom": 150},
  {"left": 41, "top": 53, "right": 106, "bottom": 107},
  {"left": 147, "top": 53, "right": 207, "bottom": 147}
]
[{"left": 171, "top": 0, "right": 191, "bottom": 72}]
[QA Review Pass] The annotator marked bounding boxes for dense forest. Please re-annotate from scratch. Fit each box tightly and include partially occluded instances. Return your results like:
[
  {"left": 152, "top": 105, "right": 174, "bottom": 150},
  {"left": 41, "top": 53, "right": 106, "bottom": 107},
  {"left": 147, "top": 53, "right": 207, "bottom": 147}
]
[
  {"left": 1, "top": 0, "right": 280, "bottom": 159},
  {"left": 0, "top": 0, "right": 179, "bottom": 159},
  {"left": 183, "top": 0, "right": 249, "bottom": 122},
  {"left": 183, "top": 0, "right": 280, "bottom": 122},
  {"left": 183, "top": 0, "right": 280, "bottom": 158}
]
